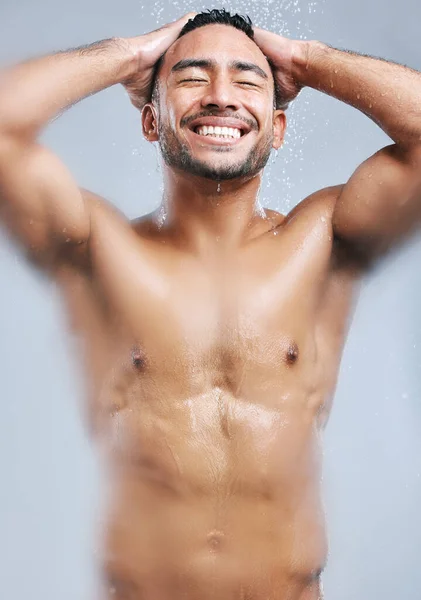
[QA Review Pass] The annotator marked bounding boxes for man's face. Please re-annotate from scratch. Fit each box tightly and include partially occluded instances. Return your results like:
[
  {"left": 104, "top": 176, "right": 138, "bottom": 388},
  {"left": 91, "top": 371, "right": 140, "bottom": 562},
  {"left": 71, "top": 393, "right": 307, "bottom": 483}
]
[{"left": 144, "top": 24, "right": 285, "bottom": 181}]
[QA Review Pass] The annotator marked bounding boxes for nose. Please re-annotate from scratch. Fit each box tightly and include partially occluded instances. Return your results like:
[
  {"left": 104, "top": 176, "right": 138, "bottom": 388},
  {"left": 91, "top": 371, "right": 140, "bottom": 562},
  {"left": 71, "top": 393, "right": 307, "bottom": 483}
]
[{"left": 200, "top": 77, "right": 241, "bottom": 112}]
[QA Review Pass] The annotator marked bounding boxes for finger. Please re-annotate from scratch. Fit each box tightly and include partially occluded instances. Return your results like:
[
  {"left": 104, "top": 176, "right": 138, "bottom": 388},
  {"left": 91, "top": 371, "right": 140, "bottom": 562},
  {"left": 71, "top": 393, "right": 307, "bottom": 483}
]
[
  {"left": 253, "top": 27, "right": 272, "bottom": 45},
  {"left": 153, "top": 12, "right": 196, "bottom": 35},
  {"left": 170, "top": 12, "right": 197, "bottom": 29},
  {"left": 252, "top": 27, "right": 273, "bottom": 53},
  {"left": 147, "top": 12, "right": 196, "bottom": 55}
]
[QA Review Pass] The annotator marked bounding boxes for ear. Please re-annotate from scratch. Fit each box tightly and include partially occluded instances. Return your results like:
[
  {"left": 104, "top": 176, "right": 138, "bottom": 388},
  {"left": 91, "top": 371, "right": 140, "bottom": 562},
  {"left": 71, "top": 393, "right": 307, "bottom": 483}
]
[
  {"left": 142, "top": 103, "right": 159, "bottom": 142},
  {"left": 272, "top": 110, "right": 286, "bottom": 150}
]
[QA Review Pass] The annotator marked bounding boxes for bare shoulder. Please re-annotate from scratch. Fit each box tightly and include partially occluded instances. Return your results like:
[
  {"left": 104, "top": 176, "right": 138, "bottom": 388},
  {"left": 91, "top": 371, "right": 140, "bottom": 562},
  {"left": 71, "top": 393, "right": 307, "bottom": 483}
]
[
  {"left": 250, "top": 186, "right": 345, "bottom": 241},
  {"left": 130, "top": 210, "right": 162, "bottom": 239},
  {"left": 283, "top": 185, "right": 368, "bottom": 273},
  {"left": 54, "top": 189, "right": 131, "bottom": 273},
  {"left": 284, "top": 185, "right": 345, "bottom": 224},
  {"left": 80, "top": 188, "right": 129, "bottom": 225}
]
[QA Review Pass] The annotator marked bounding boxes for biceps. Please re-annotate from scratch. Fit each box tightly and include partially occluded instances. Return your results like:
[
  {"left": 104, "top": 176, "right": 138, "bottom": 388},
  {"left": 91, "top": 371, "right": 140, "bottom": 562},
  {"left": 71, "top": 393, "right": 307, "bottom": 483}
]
[
  {"left": 332, "top": 143, "right": 421, "bottom": 260},
  {"left": 0, "top": 137, "right": 90, "bottom": 267}
]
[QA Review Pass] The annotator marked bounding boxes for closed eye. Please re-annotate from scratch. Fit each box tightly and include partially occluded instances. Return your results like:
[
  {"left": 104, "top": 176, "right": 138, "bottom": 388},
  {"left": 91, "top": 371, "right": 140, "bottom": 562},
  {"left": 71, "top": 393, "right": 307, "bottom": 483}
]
[{"left": 179, "top": 79, "right": 259, "bottom": 86}]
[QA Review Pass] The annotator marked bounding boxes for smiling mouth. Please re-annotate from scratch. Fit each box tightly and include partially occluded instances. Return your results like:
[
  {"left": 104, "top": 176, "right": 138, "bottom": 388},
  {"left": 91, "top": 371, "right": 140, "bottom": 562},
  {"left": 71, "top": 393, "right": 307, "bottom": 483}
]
[
  {"left": 194, "top": 125, "right": 244, "bottom": 139},
  {"left": 191, "top": 125, "right": 247, "bottom": 144}
]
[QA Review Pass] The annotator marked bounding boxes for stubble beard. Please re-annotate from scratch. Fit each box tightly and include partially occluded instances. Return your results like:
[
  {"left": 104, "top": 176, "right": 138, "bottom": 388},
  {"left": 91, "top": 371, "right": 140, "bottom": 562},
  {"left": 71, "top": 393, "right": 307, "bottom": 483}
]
[{"left": 157, "top": 123, "right": 273, "bottom": 181}]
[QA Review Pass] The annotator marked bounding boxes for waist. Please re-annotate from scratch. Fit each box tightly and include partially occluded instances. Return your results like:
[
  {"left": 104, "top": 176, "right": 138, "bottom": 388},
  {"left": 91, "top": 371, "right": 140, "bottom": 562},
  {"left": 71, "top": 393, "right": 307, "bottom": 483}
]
[
  {"left": 102, "top": 557, "right": 324, "bottom": 600},
  {"left": 100, "top": 481, "right": 328, "bottom": 598}
]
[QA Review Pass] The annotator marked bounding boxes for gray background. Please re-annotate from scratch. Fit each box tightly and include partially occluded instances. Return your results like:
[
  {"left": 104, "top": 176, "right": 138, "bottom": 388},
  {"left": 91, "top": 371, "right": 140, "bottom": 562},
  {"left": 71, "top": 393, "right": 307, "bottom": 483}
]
[{"left": 1, "top": 0, "right": 421, "bottom": 598}]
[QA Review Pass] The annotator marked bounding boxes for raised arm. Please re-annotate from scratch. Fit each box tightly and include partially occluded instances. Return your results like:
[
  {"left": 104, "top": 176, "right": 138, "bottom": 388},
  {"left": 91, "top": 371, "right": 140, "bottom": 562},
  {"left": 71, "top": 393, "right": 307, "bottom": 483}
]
[
  {"left": 253, "top": 29, "right": 421, "bottom": 268},
  {"left": 0, "top": 14, "right": 194, "bottom": 271}
]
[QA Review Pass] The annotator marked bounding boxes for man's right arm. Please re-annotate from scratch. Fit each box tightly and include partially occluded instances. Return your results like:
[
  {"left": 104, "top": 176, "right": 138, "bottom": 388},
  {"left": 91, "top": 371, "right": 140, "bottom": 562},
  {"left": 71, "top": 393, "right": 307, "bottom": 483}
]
[
  {"left": 0, "top": 13, "right": 194, "bottom": 271},
  {"left": 0, "top": 37, "right": 138, "bottom": 270}
]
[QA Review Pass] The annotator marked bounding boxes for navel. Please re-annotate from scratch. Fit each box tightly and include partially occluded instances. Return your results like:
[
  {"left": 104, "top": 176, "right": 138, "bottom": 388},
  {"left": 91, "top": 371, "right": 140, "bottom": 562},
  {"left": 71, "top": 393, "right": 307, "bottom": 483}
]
[{"left": 206, "top": 529, "right": 226, "bottom": 552}]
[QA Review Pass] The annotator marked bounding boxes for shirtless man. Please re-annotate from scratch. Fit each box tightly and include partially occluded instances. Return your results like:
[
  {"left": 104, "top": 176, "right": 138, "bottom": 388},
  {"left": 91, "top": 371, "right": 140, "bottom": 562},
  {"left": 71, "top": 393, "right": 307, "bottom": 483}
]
[{"left": 0, "top": 7, "right": 421, "bottom": 600}]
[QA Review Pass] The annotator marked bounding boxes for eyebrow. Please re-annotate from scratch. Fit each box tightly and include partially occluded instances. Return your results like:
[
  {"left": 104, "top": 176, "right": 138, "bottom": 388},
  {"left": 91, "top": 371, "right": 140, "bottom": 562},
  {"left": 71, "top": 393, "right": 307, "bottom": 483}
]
[{"left": 170, "top": 58, "right": 268, "bottom": 80}]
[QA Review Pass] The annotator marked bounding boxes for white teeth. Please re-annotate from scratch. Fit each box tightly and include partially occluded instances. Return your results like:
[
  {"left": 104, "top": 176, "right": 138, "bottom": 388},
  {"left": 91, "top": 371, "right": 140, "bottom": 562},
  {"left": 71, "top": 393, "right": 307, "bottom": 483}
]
[{"left": 195, "top": 125, "right": 242, "bottom": 139}]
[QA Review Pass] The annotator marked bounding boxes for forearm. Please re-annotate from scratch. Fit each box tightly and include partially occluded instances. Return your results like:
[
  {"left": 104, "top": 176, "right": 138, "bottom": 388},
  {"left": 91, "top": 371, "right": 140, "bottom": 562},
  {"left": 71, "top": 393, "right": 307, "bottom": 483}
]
[
  {"left": 294, "top": 42, "right": 421, "bottom": 148},
  {"left": 0, "top": 37, "right": 136, "bottom": 141}
]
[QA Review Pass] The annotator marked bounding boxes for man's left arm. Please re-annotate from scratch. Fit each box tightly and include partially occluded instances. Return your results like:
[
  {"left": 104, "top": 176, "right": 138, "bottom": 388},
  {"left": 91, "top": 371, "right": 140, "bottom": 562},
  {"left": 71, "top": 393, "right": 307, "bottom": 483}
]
[{"left": 295, "top": 43, "right": 421, "bottom": 264}]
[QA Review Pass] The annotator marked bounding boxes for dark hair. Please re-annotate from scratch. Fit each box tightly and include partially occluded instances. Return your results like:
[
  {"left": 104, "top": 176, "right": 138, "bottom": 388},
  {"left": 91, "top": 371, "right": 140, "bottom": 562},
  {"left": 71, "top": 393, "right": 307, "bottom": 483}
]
[
  {"left": 150, "top": 9, "right": 288, "bottom": 111},
  {"left": 179, "top": 9, "right": 254, "bottom": 39}
]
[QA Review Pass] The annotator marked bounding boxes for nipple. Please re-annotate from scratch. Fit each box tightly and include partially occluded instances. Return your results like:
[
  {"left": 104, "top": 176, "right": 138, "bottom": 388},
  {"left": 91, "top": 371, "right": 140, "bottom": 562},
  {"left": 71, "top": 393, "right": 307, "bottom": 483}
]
[
  {"left": 131, "top": 345, "right": 146, "bottom": 369},
  {"left": 286, "top": 342, "right": 299, "bottom": 365}
]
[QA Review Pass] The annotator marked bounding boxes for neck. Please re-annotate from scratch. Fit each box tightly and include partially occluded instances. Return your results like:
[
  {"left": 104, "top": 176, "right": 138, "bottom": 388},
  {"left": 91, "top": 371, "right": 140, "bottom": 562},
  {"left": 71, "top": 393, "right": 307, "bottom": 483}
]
[{"left": 155, "top": 166, "right": 267, "bottom": 255}]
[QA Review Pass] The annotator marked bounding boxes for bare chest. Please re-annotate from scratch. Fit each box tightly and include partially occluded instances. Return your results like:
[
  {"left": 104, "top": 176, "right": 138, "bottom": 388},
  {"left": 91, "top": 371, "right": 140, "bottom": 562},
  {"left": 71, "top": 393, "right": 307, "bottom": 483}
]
[{"left": 60, "top": 218, "right": 357, "bottom": 433}]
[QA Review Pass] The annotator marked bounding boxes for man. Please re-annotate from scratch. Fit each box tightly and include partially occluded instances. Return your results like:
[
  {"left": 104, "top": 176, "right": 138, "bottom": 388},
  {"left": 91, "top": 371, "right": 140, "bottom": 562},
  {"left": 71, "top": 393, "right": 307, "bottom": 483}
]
[{"left": 0, "top": 7, "right": 420, "bottom": 599}]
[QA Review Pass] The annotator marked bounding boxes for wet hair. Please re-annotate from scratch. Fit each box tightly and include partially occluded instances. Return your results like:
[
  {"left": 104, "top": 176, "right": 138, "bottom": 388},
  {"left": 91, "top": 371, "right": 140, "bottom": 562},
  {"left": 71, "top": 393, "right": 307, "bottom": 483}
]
[
  {"left": 150, "top": 9, "right": 289, "bottom": 110},
  {"left": 179, "top": 9, "right": 254, "bottom": 39}
]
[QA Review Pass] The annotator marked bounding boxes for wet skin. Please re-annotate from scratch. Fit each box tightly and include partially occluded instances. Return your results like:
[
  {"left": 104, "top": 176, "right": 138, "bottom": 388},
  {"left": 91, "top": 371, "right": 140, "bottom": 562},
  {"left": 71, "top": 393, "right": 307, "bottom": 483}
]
[
  {"left": 59, "top": 186, "right": 361, "bottom": 600},
  {"left": 53, "top": 26, "right": 362, "bottom": 600}
]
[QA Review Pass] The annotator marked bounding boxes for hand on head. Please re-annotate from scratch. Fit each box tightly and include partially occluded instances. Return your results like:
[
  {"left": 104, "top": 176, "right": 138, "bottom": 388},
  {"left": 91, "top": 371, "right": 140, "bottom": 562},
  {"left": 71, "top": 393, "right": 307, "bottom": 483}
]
[
  {"left": 252, "top": 27, "right": 309, "bottom": 104},
  {"left": 121, "top": 13, "right": 307, "bottom": 114},
  {"left": 122, "top": 12, "right": 197, "bottom": 110}
]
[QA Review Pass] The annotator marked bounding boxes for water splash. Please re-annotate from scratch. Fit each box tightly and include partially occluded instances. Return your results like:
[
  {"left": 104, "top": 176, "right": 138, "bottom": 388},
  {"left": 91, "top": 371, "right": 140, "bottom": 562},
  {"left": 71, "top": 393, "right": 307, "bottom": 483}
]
[
  {"left": 255, "top": 199, "right": 266, "bottom": 218},
  {"left": 156, "top": 201, "right": 168, "bottom": 228},
  {"left": 153, "top": 144, "right": 163, "bottom": 175}
]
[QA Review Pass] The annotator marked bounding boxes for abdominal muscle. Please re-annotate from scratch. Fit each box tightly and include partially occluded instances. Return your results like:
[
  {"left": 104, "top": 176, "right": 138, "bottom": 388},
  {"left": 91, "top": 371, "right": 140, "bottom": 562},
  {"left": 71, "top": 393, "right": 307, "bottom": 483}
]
[{"left": 96, "top": 386, "right": 328, "bottom": 600}]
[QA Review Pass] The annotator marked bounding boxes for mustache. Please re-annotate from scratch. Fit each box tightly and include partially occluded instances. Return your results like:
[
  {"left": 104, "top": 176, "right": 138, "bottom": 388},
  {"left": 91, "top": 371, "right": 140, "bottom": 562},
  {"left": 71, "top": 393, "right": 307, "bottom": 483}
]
[{"left": 180, "top": 111, "right": 258, "bottom": 131}]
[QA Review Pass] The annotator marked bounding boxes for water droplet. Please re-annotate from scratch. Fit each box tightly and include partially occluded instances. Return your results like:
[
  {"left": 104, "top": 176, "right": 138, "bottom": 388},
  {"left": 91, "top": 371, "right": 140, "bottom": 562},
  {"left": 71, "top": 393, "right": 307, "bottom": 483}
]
[
  {"left": 217, "top": 183, "right": 221, "bottom": 193},
  {"left": 156, "top": 204, "right": 167, "bottom": 228}
]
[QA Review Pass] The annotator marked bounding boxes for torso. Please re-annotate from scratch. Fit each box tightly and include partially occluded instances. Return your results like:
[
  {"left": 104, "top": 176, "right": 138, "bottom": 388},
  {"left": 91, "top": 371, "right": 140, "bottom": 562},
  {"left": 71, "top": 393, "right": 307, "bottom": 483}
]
[{"left": 56, "top": 188, "right": 362, "bottom": 600}]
